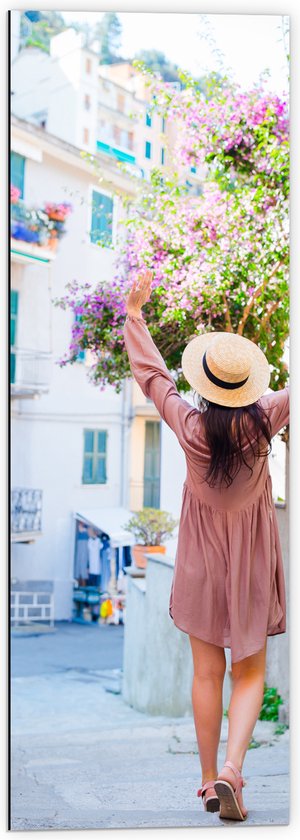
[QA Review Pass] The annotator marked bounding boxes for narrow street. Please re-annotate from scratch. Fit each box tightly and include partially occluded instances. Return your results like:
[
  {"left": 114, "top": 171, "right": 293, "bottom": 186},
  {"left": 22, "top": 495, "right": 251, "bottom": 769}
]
[{"left": 11, "top": 622, "right": 289, "bottom": 830}]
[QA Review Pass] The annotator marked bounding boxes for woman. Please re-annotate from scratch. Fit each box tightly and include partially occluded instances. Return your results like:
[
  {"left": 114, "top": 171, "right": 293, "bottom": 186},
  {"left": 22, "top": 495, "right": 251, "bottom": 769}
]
[{"left": 123, "top": 270, "right": 289, "bottom": 822}]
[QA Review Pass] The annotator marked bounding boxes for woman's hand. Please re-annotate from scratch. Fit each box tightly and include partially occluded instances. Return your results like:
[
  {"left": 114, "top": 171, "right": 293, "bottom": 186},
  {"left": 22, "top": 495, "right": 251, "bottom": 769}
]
[{"left": 125, "top": 269, "right": 153, "bottom": 317}]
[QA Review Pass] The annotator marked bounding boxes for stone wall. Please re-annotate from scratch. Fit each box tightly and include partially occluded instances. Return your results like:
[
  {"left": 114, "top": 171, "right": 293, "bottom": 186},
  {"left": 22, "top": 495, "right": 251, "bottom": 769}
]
[
  {"left": 123, "top": 471, "right": 290, "bottom": 718},
  {"left": 122, "top": 556, "right": 232, "bottom": 716}
]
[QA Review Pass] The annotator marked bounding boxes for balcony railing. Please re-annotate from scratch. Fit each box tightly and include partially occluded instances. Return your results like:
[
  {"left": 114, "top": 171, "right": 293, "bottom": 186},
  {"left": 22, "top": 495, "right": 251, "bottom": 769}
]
[
  {"left": 11, "top": 488, "right": 43, "bottom": 541},
  {"left": 96, "top": 139, "right": 136, "bottom": 165},
  {"left": 11, "top": 237, "right": 56, "bottom": 264},
  {"left": 10, "top": 348, "right": 52, "bottom": 398},
  {"left": 10, "top": 193, "right": 72, "bottom": 255}
]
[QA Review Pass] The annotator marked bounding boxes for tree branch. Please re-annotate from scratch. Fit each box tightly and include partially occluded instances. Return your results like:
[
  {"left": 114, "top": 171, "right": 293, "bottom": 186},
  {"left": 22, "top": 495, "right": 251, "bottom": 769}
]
[
  {"left": 259, "top": 300, "right": 280, "bottom": 332},
  {"left": 237, "top": 260, "right": 284, "bottom": 335},
  {"left": 251, "top": 300, "right": 280, "bottom": 343},
  {"left": 223, "top": 294, "right": 233, "bottom": 332}
]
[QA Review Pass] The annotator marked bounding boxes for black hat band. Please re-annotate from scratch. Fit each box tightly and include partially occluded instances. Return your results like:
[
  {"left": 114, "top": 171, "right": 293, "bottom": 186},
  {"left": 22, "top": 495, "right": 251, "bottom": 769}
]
[{"left": 202, "top": 351, "right": 249, "bottom": 390}]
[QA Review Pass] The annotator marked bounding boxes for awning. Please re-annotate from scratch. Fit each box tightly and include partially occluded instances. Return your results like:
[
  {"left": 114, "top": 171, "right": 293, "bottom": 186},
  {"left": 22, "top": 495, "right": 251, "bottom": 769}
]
[{"left": 74, "top": 507, "right": 135, "bottom": 548}]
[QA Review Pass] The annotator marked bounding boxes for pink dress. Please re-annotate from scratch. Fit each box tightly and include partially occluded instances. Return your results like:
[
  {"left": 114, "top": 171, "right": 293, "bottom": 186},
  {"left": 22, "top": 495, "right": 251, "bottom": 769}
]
[{"left": 123, "top": 314, "right": 289, "bottom": 663}]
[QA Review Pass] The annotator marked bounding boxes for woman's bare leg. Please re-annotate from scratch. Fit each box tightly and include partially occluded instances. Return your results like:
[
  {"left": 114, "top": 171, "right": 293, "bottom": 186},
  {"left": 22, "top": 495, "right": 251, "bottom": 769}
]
[
  {"left": 218, "top": 639, "right": 267, "bottom": 816},
  {"left": 189, "top": 635, "right": 226, "bottom": 792}
]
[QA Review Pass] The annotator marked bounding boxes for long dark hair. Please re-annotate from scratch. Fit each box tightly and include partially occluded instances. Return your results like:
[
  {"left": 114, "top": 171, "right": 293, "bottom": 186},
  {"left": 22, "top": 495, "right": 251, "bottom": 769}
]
[{"left": 195, "top": 396, "right": 272, "bottom": 488}]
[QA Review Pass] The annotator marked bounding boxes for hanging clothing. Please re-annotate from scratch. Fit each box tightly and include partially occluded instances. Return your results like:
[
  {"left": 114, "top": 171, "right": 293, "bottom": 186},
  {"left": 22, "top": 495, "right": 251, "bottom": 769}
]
[
  {"left": 123, "top": 314, "right": 289, "bottom": 664},
  {"left": 74, "top": 529, "right": 89, "bottom": 581},
  {"left": 87, "top": 537, "right": 101, "bottom": 576},
  {"left": 122, "top": 546, "right": 132, "bottom": 568},
  {"left": 100, "top": 536, "right": 112, "bottom": 593}
]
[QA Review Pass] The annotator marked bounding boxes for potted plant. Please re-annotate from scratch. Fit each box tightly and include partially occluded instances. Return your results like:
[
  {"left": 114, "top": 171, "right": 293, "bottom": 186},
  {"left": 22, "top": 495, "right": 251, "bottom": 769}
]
[
  {"left": 10, "top": 191, "right": 73, "bottom": 250},
  {"left": 125, "top": 508, "right": 179, "bottom": 569}
]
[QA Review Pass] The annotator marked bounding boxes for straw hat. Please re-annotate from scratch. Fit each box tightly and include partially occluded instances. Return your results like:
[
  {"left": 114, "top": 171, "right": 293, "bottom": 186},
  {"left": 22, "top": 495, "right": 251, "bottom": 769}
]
[{"left": 181, "top": 331, "right": 270, "bottom": 407}]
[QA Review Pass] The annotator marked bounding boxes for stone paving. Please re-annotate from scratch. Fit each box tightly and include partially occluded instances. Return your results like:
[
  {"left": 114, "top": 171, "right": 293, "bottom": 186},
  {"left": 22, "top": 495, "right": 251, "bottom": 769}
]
[{"left": 11, "top": 665, "right": 289, "bottom": 830}]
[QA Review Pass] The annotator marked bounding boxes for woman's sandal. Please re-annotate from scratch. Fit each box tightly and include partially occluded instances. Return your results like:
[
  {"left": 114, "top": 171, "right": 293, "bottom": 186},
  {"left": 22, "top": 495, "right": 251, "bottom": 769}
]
[
  {"left": 214, "top": 760, "right": 248, "bottom": 821},
  {"left": 197, "top": 779, "right": 220, "bottom": 812}
]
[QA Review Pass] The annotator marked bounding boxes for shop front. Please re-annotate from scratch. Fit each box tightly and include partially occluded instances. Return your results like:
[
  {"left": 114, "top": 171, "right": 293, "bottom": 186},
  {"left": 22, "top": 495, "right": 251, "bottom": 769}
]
[{"left": 73, "top": 507, "right": 135, "bottom": 625}]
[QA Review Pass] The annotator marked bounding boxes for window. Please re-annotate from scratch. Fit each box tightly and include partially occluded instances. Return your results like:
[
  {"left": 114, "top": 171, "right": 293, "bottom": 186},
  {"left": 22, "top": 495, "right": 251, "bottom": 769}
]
[
  {"left": 145, "top": 111, "right": 152, "bottom": 127},
  {"left": 161, "top": 148, "right": 165, "bottom": 165},
  {"left": 143, "top": 421, "right": 161, "bottom": 508},
  {"left": 145, "top": 141, "right": 151, "bottom": 160},
  {"left": 85, "top": 57, "right": 92, "bottom": 74},
  {"left": 190, "top": 165, "right": 197, "bottom": 174},
  {"left": 82, "top": 430, "right": 107, "bottom": 484},
  {"left": 117, "top": 93, "right": 125, "bottom": 112},
  {"left": 128, "top": 131, "right": 134, "bottom": 151},
  {"left": 74, "top": 313, "right": 85, "bottom": 362},
  {"left": 84, "top": 94, "right": 91, "bottom": 110},
  {"left": 120, "top": 129, "right": 129, "bottom": 148},
  {"left": 10, "top": 290, "right": 19, "bottom": 384},
  {"left": 83, "top": 127, "right": 89, "bottom": 145},
  {"left": 161, "top": 116, "right": 166, "bottom": 133},
  {"left": 90, "top": 189, "right": 113, "bottom": 247},
  {"left": 10, "top": 152, "right": 25, "bottom": 198},
  {"left": 113, "top": 125, "right": 121, "bottom": 144}
]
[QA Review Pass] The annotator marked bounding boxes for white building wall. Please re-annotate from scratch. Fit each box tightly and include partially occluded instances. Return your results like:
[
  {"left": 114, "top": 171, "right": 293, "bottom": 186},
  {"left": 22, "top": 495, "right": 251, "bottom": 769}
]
[
  {"left": 11, "top": 134, "right": 130, "bottom": 619},
  {"left": 10, "top": 10, "right": 21, "bottom": 62}
]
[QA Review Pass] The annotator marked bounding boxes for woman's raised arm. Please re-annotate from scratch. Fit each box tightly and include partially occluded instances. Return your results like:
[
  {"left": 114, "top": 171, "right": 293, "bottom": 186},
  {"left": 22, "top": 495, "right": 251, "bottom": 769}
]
[{"left": 123, "top": 273, "right": 199, "bottom": 447}]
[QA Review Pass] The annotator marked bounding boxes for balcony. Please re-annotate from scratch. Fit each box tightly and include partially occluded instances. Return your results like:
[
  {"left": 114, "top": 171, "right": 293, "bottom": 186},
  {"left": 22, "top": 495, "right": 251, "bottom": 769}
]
[
  {"left": 11, "top": 488, "right": 43, "bottom": 543},
  {"left": 10, "top": 191, "right": 72, "bottom": 262},
  {"left": 11, "top": 237, "right": 56, "bottom": 265},
  {"left": 96, "top": 139, "right": 136, "bottom": 165},
  {"left": 10, "top": 348, "right": 52, "bottom": 399}
]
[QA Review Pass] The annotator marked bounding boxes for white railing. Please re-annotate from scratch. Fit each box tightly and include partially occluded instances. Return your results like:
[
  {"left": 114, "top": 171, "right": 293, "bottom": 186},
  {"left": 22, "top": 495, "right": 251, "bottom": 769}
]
[
  {"left": 11, "top": 488, "right": 43, "bottom": 535},
  {"left": 11, "top": 348, "right": 52, "bottom": 395},
  {"left": 11, "top": 590, "right": 54, "bottom": 627}
]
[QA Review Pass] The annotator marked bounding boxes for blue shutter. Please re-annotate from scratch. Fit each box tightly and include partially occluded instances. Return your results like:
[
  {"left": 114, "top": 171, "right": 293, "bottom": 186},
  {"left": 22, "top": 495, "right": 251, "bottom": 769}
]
[
  {"left": 145, "top": 111, "right": 152, "bottom": 127},
  {"left": 97, "top": 431, "right": 107, "bottom": 483},
  {"left": 90, "top": 190, "right": 113, "bottom": 246},
  {"left": 97, "top": 431, "right": 106, "bottom": 453},
  {"left": 10, "top": 290, "right": 19, "bottom": 384},
  {"left": 74, "top": 313, "right": 85, "bottom": 361},
  {"left": 161, "top": 148, "right": 165, "bottom": 165},
  {"left": 84, "top": 430, "right": 94, "bottom": 452},
  {"left": 145, "top": 141, "right": 151, "bottom": 160},
  {"left": 83, "top": 429, "right": 107, "bottom": 484},
  {"left": 143, "top": 421, "right": 161, "bottom": 508},
  {"left": 11, "top": 152, "right": 25, "bottom": 198},
  {"left": 96, "top": 458, "right": 106, "bottom": 483},
  {"left": 83, "top": 430, "right": 94, "bottom": 484}
]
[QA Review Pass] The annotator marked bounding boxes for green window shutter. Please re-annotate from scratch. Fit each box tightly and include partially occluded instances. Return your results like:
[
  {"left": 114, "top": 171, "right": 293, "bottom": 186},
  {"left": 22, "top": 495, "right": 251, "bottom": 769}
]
[
  {"left": 84, "top": 429, "right": 94, "bottom": 453},
  {"left": 161, "top": 148, "right": 165, "bottom": 165},
  {"left": 96, "top": 430, "right": 107, "bottom": 482},
  {"left": 96, "top": 457, "right": 106, "bottom": 483},
  {"left": 143, "top": 421, "right": 161, "bottom": 508},
  {"left": 97, "top": 431, "right": 106, "bottom": 453},
  {"left": 145, "top": 141, "right": 151, "bottom": 160},
  {"left": 74, "top": 313, "right": 85, "bottom": 362},
  {"left": 11, "top": 152, "right": 25, "bottom": 198},
  {"left": 83, "top": 429, "right": 107, "bottom": 484},
  {"left": 145, "top": 111, "right": 152, "bottom": 127},
  {"left": 90, "top": 190, "right": 113, "bottom": 246},
  {"left": 10, "top": 290, "right": 19, "bottom": 385}
]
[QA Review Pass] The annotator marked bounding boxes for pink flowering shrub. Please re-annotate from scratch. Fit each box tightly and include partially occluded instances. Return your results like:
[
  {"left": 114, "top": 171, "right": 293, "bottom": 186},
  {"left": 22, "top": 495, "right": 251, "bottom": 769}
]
[
  {"left": 55, "top": 70, "right": 289, "bottom": 393},
  {"left": 11, "top": 184, "right": 21, "bottom": 203}
]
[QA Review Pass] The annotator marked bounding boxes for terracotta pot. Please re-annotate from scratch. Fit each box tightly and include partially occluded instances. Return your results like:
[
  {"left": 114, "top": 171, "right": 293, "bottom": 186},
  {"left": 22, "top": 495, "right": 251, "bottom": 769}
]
[
  {"left": 47, "top": 233, "right": 58, "bottom": 250},
  {"left": 132, "top": 544, "right": 166, "bottom": 569},
  {"left": 48, "top": 212, "right": 66, "bottom": 222}
]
